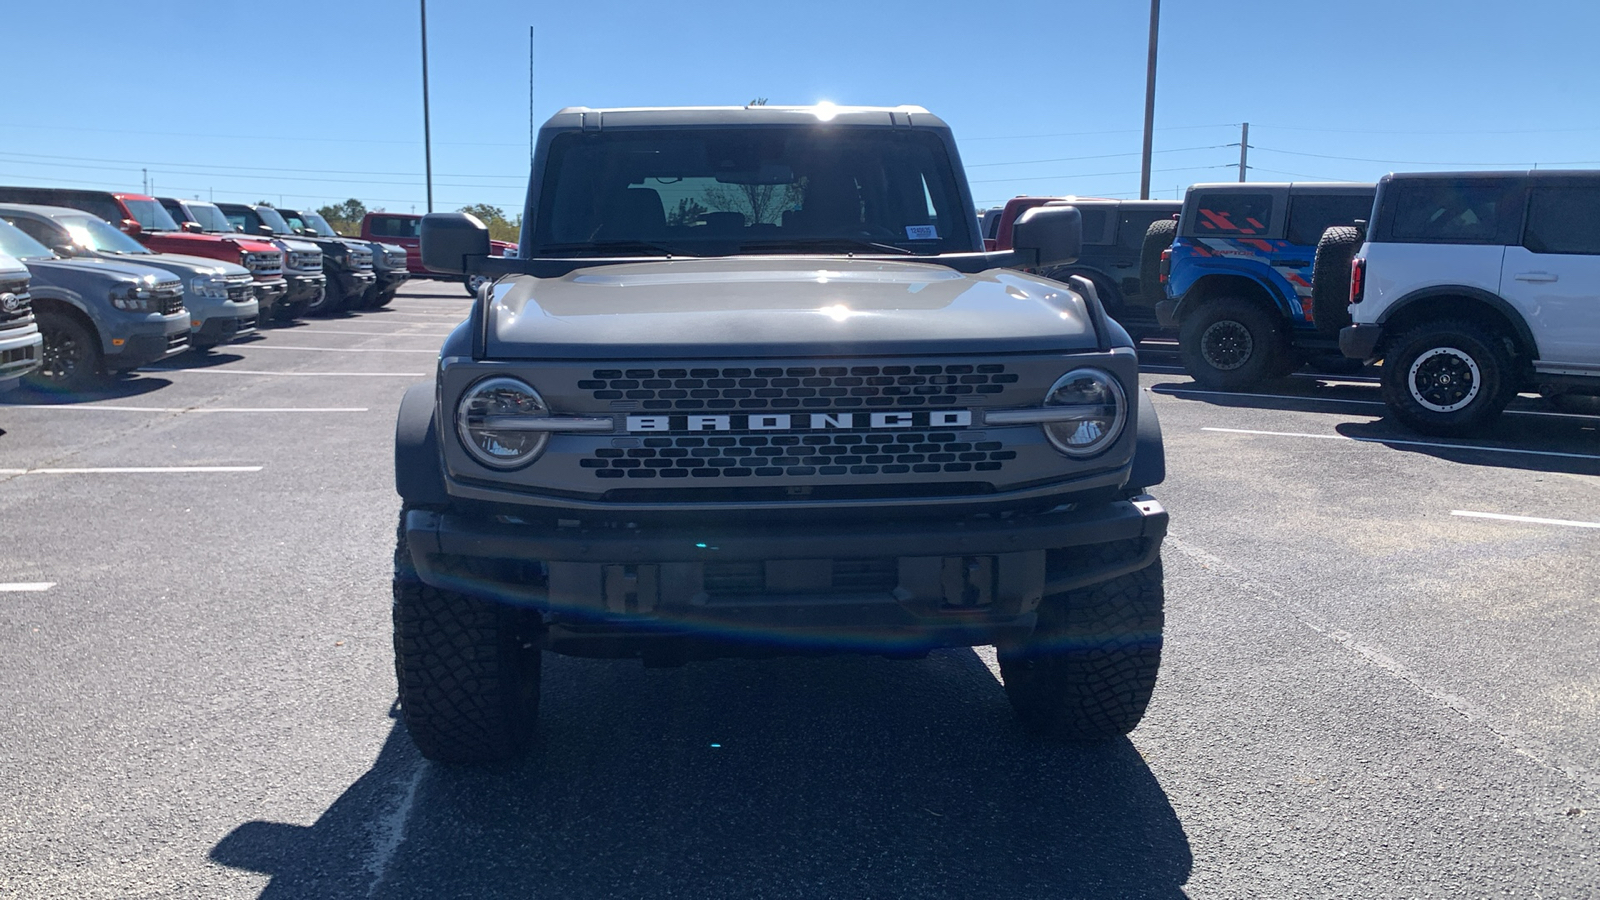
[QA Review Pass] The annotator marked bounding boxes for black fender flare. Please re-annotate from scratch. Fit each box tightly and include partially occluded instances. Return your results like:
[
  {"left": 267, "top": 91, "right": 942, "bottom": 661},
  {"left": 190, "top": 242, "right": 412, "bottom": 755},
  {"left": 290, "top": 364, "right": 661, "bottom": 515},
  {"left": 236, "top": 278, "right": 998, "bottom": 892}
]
[
  {"left": 395, "top": 382, "right": 448, "bottom": 507},
  {"left": 1127, "top": 388, "right": 1165, "bottom": 492},
  {"left": 1170, "top": 272, "right": 1292, "bottom": 324},
  {"left": 1375, "top": 285, "right": 1540, "bottom": 359}
]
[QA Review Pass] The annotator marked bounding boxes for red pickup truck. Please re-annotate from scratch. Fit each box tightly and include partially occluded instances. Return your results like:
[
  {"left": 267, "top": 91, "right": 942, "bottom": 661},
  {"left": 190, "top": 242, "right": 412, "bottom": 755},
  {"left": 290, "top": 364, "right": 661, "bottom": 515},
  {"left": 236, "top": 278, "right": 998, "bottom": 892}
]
[
  {"left": 361, "top": 211, "right": 516, "bottom": 294},
  {"left": 0, "top": 187, "right": 289, "bottom": 310}
]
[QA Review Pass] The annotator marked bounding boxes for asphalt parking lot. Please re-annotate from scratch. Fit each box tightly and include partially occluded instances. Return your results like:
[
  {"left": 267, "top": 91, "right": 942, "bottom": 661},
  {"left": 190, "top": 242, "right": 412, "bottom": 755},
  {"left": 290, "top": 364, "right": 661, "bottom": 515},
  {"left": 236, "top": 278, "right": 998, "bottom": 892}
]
[{"left": 1, "top": 281, "right": 1595, "bottom": 899}]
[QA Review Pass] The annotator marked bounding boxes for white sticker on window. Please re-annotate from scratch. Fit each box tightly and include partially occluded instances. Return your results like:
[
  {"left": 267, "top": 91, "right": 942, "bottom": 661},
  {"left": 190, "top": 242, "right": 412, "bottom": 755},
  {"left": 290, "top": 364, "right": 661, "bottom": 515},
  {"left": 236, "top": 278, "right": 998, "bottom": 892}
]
[{"left": 905, "top": 225, "right": 939, "bottom": 241}]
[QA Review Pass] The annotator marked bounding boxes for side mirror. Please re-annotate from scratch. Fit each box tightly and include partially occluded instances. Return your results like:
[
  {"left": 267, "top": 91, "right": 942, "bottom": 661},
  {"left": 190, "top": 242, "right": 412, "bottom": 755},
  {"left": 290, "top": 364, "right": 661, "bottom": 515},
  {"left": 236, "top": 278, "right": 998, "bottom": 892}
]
[
  {"left": 120, "top": 218, "right": 143, "bottom": 237},
  {"left": 257, "top": 224, "right": 275, "bottom": 236},
  {"left": 52, "top": 244, "right": 76, "bottom": 258},
  {"left": 1010, "top": 203, "right": 1082, "bottom": 268},
  {"left": 420, "top": 212, "right": 490, "bottom": 275},
  {"left": 182, "top": 221, "right": 204, "bottom": 234}
]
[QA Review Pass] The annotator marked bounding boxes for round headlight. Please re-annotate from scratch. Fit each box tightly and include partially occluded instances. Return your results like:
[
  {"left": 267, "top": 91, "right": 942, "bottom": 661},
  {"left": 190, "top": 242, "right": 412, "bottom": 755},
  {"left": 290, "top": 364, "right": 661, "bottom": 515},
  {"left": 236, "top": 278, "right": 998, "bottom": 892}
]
[
  {"left": 1042, "top": 368, "right": 1127, "bottom": 458},
  {"left": 456, "top": 377, "right": 551, "bottom": 469}
]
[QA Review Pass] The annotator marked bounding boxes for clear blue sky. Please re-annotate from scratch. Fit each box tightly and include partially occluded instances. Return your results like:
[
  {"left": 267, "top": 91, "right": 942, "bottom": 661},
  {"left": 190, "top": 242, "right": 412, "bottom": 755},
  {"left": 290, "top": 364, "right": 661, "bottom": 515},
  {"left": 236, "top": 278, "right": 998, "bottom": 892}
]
[{"left": 6, "top": 0, "right": 1598, "bottom": 217}]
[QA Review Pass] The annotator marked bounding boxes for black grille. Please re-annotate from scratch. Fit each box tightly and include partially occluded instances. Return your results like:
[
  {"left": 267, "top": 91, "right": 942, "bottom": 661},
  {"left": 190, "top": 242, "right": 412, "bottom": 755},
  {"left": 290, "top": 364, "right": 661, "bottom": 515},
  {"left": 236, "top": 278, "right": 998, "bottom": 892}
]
[
  {"left": 704, "top": 562, "right": 764, "bottom": 595},
  {"left": 579, "top": 364, "right": 1018, "bottom": 412},
  {"left": 1, "top": 345, "right": 37, "bottom": 366},
  {"left": 831, "top": 558, "right": 898, "bottom": 592},
  {"left": 581, "top": 430, "right": 1016, "bottom": 480},
  {"left": 226, "top": 284, "right": 253, "bottom": 304},
  {"left": 159, "top": 292, "right": 185, "bottom": 316}
]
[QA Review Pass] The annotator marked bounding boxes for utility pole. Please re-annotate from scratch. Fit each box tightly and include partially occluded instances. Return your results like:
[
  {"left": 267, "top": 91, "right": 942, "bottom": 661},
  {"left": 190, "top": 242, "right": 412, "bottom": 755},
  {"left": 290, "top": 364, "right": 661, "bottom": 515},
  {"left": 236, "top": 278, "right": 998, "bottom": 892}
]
[
  {"left": 537, "top": 25, "right": 544, "bottom": 166},
  {"left": 1138, "top": 0, "right": 1161, "bottom": 200},
  {"left": 420, "top": 0, "right": 434, "bottom": 213},
  {"left": 1237, "top": 122, "right": 1250, "bottom": 182}
]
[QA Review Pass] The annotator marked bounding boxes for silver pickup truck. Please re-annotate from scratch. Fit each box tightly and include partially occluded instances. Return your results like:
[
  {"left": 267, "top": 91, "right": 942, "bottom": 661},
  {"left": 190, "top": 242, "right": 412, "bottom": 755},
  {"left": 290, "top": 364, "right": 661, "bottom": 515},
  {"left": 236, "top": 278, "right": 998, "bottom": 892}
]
[
  {"left": 394, "top": 104, "right": 1169, "bottom": 763},
  {"left": 0, "top": 251, "right": 42, "bottom": 393}
]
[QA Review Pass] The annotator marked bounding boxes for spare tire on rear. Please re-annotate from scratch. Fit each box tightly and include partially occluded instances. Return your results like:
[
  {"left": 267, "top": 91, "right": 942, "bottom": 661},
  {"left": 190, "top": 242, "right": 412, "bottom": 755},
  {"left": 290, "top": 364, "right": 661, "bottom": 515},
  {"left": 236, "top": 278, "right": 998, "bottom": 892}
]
[
  {"left": 1136, "top": 218, "right": 1178, "bottom": 306},
  {"left": 1311, "top": 225, "right": 1362, "bottom": 336}
]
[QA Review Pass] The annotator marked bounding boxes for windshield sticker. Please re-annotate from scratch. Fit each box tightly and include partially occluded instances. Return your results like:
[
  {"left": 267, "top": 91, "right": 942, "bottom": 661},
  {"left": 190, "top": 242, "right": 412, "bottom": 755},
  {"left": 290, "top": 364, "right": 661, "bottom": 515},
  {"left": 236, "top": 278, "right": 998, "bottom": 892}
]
[{"left": 905, "top": 225, "right": 939, "bottom": 241}]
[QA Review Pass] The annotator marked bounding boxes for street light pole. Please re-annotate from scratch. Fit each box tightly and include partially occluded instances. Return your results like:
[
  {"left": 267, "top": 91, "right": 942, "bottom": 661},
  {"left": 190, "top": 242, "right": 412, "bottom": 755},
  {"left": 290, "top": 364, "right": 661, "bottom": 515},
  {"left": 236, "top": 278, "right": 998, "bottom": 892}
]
[
  {"left": 1139, "top": 0, "right": 1161, "bottom": 200},
  {"left": 420, "top": 0, "right": 434, "bottom": 213}
]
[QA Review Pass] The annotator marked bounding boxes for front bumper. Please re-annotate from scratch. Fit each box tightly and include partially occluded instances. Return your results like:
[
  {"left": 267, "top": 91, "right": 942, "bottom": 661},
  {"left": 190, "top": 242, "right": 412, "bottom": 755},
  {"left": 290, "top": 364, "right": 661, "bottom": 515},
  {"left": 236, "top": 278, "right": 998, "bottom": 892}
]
[
  {"left": 283, "top": 272, "right": 327, "bottom": 304},
  {"left": 1339, "top": 323, "right": 1384, "bottom": 361},
  {"left": 0, "top": 324, "right": 43, "bottom": 391},
  {"left": 335, "top": 269, "right": 376, "bottom": 294},
  {"left": 404, "top": 495, "right": 1167, "bottom": 650},
  {"left": 251, "top": 277, "right": 288, "bottom": 309},
  {"left": 193, "top": 309, "right": 258, "bottom": 345},
  {"left": 107, "top": 317, "right": 189, "bottom": 369}
]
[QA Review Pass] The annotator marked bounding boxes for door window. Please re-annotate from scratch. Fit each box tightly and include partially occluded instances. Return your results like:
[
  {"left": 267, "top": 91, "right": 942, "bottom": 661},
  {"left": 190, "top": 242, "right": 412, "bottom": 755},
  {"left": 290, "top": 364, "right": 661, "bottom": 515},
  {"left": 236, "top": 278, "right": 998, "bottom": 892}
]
[
  {"left": 1388, "top": 181, "right": 1516, "bottom": 244},
  {"left": 1286, "top": 193, "right": 1375, "bottom": 246}
]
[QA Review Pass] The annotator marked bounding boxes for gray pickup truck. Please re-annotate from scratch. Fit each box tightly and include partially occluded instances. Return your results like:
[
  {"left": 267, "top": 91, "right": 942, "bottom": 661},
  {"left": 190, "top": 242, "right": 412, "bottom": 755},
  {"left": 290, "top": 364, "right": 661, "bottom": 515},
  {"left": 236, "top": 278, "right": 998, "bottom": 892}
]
[
  {"left": 395, "top": 104, "right": 1169, "bottom": 763},
  {"left": 0, "top": 203, "right": 258, "bottom": 351},
  {"left": 0, "top": 218, "right": 188, "bottom": 390},
  {"left": 0, "top": 251, "right": 42, "bottom": 393}
]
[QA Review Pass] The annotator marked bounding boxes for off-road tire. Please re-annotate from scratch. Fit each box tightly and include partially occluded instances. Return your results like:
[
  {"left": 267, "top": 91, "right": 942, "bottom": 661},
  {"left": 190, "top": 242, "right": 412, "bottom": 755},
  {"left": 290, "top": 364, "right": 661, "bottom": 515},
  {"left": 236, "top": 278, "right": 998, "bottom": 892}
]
[
  {"left": 999, "top": 549, "right": 1164, "bottom": 740},
  {"left": 1177, "top": 297, "right": 1290, "bottom": 391},
  {"left": 370, "top": 287, "right": 399, "bottom": 309},
  {"left": 465, "top": 273, "right": 491, "bottom": 297},
  {"left": 27, "top": 311, "right": 105, "bottom": 392},
  {"left": 392, "top": 510, "right": 543, "bottom": 763},
  {"left": 1311, "top": 226, "right": 1362, "bottom": 337},
  {"left": 1381, "top": 321, "right": 1516, "bottom": 436},
  {"left": 308, "top": 275, "right": 345, "bottom": 317},
  {"left": 1138, "top": 218, "right": 1178, "bottom": 305}
]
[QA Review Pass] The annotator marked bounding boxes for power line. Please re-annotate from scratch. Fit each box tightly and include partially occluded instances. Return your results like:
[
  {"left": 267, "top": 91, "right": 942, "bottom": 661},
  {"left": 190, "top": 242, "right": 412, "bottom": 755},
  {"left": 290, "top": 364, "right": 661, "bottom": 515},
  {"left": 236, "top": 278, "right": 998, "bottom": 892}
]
[
  {"left": 0, "top": 154, "right": 526, "bottom": 190},
  {"left": 0, "top": 150, "right": 524, "bottom": 179},
  {"left": 1253, "top": 123, "right": 1600, "bottom": 137},
  {"left": 0, "top": 170, "right": 520, "bottom": 209},
  {"left": 0, "top": 121, "right": 526, "bottom": 148},
  {"left": 969, "top": 164, "right": 1232, "bottom": 185},
  {"left": 965, "top": 144, "right": 1229, "bottom": 169},
  {"left": 961, "top": 123, "right": 1236, "bottom": 142},
  {"left": 1252, "top": 146, "right": 1600, "bottom": 167}
]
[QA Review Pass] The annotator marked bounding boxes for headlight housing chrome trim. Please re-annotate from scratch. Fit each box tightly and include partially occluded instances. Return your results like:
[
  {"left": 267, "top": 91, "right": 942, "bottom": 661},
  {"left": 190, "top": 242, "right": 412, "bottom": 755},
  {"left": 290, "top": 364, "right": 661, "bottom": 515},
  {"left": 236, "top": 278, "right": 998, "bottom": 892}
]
[
  {"left": 455, "top": 376, "right": 553, "bottom": 469},
  {"left": 1038, "top": 368, "right": 1127, "bottom": 458}
]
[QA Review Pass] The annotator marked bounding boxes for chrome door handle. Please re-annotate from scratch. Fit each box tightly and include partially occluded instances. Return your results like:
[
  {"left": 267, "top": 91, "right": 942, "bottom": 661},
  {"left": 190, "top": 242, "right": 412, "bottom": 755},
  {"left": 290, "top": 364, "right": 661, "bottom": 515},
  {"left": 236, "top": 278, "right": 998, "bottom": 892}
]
[{"left": 1514, "top": 272, "right": 1558, "bottom": 283}]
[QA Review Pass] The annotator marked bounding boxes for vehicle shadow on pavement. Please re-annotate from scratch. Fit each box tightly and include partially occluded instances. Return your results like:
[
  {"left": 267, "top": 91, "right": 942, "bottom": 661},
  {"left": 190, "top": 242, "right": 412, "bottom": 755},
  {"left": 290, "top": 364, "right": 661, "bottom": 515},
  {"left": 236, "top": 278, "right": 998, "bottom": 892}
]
[
  {"left": 1, "top": 375, "right": 173, "bottom": 405},
  {"left": 211, "top": 649, "right": 1192, "bottom": 899},
  {"left": 145, "top": 350, "right": 246, "bottom": 371},
  {"left": 1334, "top": 418, "right": 1600, "bottom": 476}
]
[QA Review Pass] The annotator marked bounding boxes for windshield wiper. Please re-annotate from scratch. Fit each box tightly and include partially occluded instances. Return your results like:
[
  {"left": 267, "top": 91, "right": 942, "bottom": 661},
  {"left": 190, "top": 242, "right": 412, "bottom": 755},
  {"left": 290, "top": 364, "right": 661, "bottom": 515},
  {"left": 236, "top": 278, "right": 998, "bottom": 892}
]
[
  {"left": 538, "top": 240, "right": 691, "bottom": 257},
  {"left": 738, "top": 237, "right": 914, "bottom": 255}
]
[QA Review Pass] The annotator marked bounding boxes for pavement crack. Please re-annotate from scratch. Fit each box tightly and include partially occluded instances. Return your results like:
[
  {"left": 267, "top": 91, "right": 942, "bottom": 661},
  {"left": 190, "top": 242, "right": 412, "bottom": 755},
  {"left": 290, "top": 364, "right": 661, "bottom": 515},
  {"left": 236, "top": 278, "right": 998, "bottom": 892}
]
[{"left": 1166, "top": 533, "right": 1599, "bottom": 800}]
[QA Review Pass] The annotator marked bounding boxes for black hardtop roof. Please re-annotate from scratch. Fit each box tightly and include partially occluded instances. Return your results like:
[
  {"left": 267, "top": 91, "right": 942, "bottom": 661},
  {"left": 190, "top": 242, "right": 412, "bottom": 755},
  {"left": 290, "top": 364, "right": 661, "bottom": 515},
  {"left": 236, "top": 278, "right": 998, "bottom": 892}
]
[
  {"left": 1186, "top": 181, "right": 1374, "bottom": 194},
  {"left": 541, "top": 104, "right": 949, "bottom": 132},
  {"left": 1379, "top": 169, "right": 1600, "bottom": 183},
  {"left": 0, "top": 202, "right": 106, "bottom": 221}
]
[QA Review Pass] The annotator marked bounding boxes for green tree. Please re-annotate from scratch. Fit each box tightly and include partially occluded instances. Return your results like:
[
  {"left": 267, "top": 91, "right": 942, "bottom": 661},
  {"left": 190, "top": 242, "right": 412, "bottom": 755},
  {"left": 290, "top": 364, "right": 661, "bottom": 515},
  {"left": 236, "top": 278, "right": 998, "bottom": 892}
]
[
  {"left": 317, "top": 198, "right": 369, "bottom": 236},
  {"left": 457, "top": 204, "right": 521, "bottom": 243}
]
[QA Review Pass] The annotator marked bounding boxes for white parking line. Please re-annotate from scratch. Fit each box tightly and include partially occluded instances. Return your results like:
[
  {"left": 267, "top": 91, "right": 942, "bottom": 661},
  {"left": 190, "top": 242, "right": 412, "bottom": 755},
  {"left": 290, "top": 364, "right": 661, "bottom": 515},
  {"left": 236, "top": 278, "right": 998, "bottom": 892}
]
[
  {"left": 20, "top": 466, "right": 263, "bottom": 474},
  {"left": 1451, "top": 510, "right": 1600, "bottom": 530},
  {"left": 1201, "top": 427, "right": 1600, "bottom": 461},
  {"left": 148, "top": 368, "right": 427, "bottom": 377},
  {"left": 0, "top": 582, "right": 54, "bottom": 592},
  {"left": 277, "top": 329, "right": 452, "bottom": 338},
  {"left": 3, "top": 405, "right": 368, "bottom": 413},
  {"left": 1159, "top": 387, "right": 1594, "bottom": 419},
  {"left": 236, "top": 345, "right": 440, "bottom": 354}
]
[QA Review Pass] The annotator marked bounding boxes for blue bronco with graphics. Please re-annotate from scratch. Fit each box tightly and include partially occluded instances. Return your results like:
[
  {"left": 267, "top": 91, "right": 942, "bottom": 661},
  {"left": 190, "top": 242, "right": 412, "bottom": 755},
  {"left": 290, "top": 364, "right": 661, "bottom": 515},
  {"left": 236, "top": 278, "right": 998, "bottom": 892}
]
[{"left": 1149, "top": 182, "right": 1375, "bottom": 390}]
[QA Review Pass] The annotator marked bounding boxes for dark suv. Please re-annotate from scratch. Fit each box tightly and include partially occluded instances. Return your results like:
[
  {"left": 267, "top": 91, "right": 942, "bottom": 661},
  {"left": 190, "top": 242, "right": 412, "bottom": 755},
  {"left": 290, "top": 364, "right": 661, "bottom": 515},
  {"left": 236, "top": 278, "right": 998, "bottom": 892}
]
[{"left": 218, "top": 203, "right": 374, "bottom": 316}]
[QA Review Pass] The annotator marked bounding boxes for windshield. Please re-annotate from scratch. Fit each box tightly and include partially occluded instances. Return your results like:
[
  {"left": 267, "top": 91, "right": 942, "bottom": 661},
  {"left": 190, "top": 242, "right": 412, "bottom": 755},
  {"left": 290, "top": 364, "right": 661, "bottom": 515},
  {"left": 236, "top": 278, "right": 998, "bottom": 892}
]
[
  {"left": 122, "top": 198, "right": 181, "bottom": 233},
  {"left": 186, "top": 202, "right": 235, "bottom": 234},
  {"left": 302, "top": 212, "right": 340, "bottom": 238},
  {"left": 532, "top": 127, "right": 973, "bottom": 256},
  {"left": 256, "top": 206, "right": 293, "bottom": 235},
  {"left": 62, "top": 215, "right": 153, "bottom": 255},
  {"left": 0, "top": 218, "right": 56, "bottom": 259}
]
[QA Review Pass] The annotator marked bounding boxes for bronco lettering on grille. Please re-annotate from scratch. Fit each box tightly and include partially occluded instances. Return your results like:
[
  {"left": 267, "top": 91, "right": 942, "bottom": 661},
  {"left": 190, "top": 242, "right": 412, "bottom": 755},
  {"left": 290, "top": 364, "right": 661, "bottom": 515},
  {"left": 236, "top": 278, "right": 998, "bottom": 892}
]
[{"left": 625, "top": 410, "right": 972, "bottom": 432}]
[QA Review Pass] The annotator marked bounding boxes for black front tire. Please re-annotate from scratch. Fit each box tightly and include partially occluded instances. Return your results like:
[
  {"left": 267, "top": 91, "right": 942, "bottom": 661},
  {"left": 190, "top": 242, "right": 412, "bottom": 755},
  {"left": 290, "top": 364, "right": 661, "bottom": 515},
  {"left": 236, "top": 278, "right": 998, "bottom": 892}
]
[
  {"left": 464, "top": 274, "right": 490, "bottom": 297},
  {"left": 307, "top": 277, "right": 346, "bottom": 317},
  {"left": 1380, "top": 321, "right": 1515, "bottom": 436},
  {"left": 999, "top": 551, "right": 1164, "bottom": 740},
  {"left": 27, "top": 311, "right": 105, "bottom": 392},
  {"left": 1177, "top": 297, "right": 1290, "bottom": 391},
  {"left": 392, "top": 510, "right": 542, "bottom": 763}
]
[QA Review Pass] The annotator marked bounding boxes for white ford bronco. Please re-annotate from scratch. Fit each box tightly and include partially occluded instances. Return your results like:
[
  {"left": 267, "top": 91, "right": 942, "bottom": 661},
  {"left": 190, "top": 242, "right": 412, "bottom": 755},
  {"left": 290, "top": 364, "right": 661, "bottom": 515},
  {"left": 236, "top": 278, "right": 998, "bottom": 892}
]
[
  {"left": 1340, "top": 170, "right": 1600, "bottom": 434},
  {"left": 393, "top": 104, "right": 1169, "bottom": 763}
]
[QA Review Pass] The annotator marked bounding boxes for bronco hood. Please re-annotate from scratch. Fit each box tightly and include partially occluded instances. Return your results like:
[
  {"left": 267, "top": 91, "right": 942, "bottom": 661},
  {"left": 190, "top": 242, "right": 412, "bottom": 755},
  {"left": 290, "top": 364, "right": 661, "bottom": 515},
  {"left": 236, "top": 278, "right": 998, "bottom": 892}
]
[{"left": 484, "top": 258, "right": 1098, "bottom": 359}]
